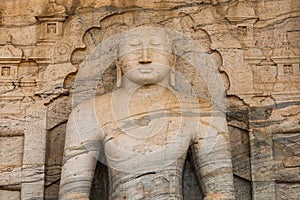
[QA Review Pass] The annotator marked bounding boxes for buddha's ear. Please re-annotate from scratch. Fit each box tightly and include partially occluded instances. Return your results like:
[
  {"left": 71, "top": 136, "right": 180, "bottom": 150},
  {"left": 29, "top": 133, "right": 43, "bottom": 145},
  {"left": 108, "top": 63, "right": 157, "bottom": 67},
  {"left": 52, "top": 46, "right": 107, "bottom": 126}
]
[
  {"left": 169, "top": 54, "right": 176, "bottom": 88},
  {"left": 170, "top": 53, "right": 176, "bottom": 68},
  {"left": 170, "top": 67, "right": 175, "bottom": 88},
  {"left": 116, "top": 60, "right": 122, "bottom": 88}
]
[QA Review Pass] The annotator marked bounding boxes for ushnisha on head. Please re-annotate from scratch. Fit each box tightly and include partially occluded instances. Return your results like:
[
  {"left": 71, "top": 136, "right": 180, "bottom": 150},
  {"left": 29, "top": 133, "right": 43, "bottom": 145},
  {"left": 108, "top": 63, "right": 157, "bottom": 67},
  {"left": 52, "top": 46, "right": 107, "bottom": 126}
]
[{"left": 116, "top": 27, "right": 176, "bottom": 88}]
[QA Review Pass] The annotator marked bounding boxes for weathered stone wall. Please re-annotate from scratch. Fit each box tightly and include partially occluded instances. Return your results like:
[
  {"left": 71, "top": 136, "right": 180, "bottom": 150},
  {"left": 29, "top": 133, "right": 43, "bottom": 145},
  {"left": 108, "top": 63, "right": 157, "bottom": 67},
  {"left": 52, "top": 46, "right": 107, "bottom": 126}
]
[{"left": 0, "top": 0, "right": 299, "bottom": 199}]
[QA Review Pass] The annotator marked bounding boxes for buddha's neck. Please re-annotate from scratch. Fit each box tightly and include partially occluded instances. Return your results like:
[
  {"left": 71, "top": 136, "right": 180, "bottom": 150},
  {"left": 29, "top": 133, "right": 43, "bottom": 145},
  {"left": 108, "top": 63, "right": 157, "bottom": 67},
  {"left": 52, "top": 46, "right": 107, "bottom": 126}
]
[
  {"left": 121, "top": 79, "right": 171, "bottom": 98},
  {"left": 134, "top": 84, "right": 168, "bottom": 97}
]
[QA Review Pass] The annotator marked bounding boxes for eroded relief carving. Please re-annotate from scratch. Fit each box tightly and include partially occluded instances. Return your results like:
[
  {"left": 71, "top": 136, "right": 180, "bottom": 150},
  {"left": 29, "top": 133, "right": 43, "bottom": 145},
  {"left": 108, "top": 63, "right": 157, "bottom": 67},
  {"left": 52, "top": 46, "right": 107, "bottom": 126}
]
[
  {"left": 1, "top": 66, "right": 10, "bottom": 76},
  {"left": 251, "top": 65, "right": 277, "bottom": 93},
  {"left": 0, "top": 35, "right": 22, "bottom": 109},
  {"left": 271, "top": 33, "right": 300, "bottom": 95},
  {"left": 45, "top": 0, "right": 67, "bottom": 17},
  {"left": 35, "top": 0, "right": 67, "bottom": 43},
  {"left": 226, "top": 0, "right": 258, "bottom": 48},
  {"left": 59, "top": 27, "right": 235, "bottom": 199},
  {"left": 0, "top": 35, "right": 23, "bottom": 59}
]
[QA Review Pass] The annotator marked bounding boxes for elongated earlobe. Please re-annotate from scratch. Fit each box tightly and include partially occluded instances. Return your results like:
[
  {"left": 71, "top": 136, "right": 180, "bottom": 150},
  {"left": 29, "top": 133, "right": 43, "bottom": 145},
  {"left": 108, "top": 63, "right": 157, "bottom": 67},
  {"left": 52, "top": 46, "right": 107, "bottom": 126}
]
[
  {"left": 169, "top": 54, "right": 176, "bottom": 88},
  {"left": 170, "top": 67, "right": 175, "bottom": 88},
  {"left": 117, "top": 65, "right": 122, "bottom": 88}
]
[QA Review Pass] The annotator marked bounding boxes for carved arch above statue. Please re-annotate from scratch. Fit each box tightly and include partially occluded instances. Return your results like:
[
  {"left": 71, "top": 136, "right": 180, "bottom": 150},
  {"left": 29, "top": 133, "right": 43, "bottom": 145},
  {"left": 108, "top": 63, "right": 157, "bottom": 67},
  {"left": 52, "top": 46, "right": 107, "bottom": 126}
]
[{"left": 53, "top": 6, "right": 244, "bottom": 96}]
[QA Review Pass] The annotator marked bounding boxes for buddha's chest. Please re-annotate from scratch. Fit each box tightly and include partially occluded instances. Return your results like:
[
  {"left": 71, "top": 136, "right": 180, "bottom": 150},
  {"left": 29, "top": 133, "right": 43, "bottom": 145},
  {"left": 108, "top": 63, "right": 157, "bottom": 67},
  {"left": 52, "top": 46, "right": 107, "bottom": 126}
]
[
  {"left": 101, "top": 115, "right": 192, "bottom": 171},
  {"left": 103, "top": 115, "right": 191, "bottom": 150}
]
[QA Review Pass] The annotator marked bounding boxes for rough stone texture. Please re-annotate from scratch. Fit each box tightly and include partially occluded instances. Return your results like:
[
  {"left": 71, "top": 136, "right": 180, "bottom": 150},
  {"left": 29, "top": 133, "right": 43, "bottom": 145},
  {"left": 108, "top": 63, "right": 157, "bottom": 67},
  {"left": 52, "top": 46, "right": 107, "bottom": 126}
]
[
  {"left": 0, "top": 0, "right": 298, "bottom": 199},
  {"left": 276, "top": 183, "right": 300, "bottom": 200},
  {"left": 233, "top": 176, "right": 252, "bottom": 200},
  {"left": 0, "top": 190, "right": 21, "bottom": 200}
]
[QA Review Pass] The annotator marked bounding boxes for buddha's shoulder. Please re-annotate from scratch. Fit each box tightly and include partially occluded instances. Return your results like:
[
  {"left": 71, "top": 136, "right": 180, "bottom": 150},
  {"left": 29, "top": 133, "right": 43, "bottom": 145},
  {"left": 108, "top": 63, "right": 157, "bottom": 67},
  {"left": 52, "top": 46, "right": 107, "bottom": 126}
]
[
  {"left": 94, "top": 92, "right": 114, "bottom": 104},
  {"left": 72, "top": 93, "right": 113, "bottom": 112},
  {"left": 173, "top": 91, "right": 212, "bottom": 110}
]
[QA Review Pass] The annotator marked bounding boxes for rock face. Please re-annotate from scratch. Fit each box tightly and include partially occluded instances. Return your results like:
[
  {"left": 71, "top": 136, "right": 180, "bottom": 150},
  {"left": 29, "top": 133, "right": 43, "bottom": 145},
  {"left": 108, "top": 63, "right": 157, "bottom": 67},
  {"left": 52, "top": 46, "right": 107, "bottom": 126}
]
[{"left": 0, "top": 0, "right": 299, "bottom": 200}]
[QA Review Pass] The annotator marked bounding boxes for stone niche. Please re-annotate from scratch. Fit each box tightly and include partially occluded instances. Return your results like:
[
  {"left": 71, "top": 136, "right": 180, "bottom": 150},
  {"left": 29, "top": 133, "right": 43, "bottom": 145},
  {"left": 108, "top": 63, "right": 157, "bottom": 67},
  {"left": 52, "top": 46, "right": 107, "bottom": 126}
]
[{"left": 0, "top": 0, "right": 299, "bottom": 200}]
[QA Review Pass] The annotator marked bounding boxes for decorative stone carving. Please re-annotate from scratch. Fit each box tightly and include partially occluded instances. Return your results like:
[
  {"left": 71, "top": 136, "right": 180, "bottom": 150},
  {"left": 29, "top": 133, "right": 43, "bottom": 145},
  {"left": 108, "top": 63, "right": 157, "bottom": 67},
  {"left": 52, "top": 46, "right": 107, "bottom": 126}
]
[
  {"left": 226, "top": 0, "right": 258, "bottom": 47},
  {"left": 18, "top": 60, "right": 39, "bottom": 88},
  {"left": 53, "top": 43, "right": 72, "bottom": 62},
  {"left": 244, "top": 32, "right": 300, "bottom": 99},
  {"left": 0, "top": 65, "right": 17, "bottom": 81},
  {"left": 59, "top": 27, "right": 235, "bottom": 199},
  {"left": 0, "top": 35, "right": 23, "bottom": 59},
  {"left": 45, "top": 0, "right": 67, "bottom": 17},
  {"left": 271, "top": 33, "right": 300, "bottom": 98},
  {"left": 40, "top": 63, "right": 77, "bottom": 95},
  {"left": 248, "top": 46, "right": 277, "bottom": 95},
  {"left": 35, "top": 0, "right": 67, "bottom": 43},
  {"left": 0, "top": 35, "right": 23, "bottom": 113},
  {"left": 251, "top": 64, "right": 277, "bottom": 94}
]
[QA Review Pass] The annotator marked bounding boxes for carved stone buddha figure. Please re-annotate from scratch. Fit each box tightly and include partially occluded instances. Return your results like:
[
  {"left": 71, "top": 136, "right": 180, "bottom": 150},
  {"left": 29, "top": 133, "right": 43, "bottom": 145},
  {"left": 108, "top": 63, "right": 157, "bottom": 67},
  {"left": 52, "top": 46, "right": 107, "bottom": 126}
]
[{"left": 59, "top": 28, "right": 235, "bottom": 200}]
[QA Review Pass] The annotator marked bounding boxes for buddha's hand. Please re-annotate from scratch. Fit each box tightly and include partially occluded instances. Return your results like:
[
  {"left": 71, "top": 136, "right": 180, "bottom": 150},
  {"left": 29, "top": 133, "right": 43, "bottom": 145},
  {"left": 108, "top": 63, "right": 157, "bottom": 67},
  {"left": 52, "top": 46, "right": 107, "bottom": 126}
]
[{"left": 204, "top": 193, "right": 234, "bottom": 200}]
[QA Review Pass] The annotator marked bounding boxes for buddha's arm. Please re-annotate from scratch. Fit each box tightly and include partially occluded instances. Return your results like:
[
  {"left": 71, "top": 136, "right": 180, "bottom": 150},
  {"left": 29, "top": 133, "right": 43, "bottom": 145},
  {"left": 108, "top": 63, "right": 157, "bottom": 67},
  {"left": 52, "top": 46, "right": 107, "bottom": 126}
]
[
  {"left": 59, "top": 105, "right": 101, "bottom": 200},
  {"left": 191, "top": 115, "right": 235, "bottom": 200}
]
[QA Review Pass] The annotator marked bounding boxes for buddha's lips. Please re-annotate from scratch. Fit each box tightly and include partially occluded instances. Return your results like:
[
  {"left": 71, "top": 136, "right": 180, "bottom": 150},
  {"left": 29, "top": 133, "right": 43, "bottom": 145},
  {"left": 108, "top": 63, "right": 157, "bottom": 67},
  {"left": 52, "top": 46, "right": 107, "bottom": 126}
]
[{"left": 138, "top": 68, "right": 153, "bottom": 73}]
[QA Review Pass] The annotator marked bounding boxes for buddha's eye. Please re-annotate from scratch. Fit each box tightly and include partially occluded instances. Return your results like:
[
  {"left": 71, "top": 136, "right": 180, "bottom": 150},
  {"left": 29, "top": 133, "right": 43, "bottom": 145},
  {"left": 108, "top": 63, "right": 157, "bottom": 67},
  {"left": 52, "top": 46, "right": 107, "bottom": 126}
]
[
  {"left": 129, "top": 39, "right": 141, "bottom": 46},
  {"left": 150, "top": 36, "right": 162, "bottom": 46}
]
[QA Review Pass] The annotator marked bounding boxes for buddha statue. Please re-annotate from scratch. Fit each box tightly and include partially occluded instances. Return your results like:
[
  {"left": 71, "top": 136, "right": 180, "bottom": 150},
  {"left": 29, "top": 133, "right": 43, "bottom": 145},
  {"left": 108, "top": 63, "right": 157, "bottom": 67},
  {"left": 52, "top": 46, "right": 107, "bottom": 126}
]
[{"left": 59, "top": 27, "right": 235, "bottom": 200}]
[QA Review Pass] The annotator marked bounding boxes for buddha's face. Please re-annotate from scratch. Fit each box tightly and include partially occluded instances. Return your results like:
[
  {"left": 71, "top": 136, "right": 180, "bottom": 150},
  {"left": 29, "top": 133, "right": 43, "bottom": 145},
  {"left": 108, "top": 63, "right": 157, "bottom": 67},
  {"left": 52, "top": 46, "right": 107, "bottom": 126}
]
[{"left": 118, "top": 29, "right": 173, "bottom": 85}]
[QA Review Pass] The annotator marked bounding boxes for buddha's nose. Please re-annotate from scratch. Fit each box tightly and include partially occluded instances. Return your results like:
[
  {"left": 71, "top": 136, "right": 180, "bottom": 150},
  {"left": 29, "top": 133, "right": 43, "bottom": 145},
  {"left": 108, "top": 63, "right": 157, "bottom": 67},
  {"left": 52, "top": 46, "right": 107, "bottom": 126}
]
[{"left": 139, "top": 48, "right": 152, "bottom": 64}]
